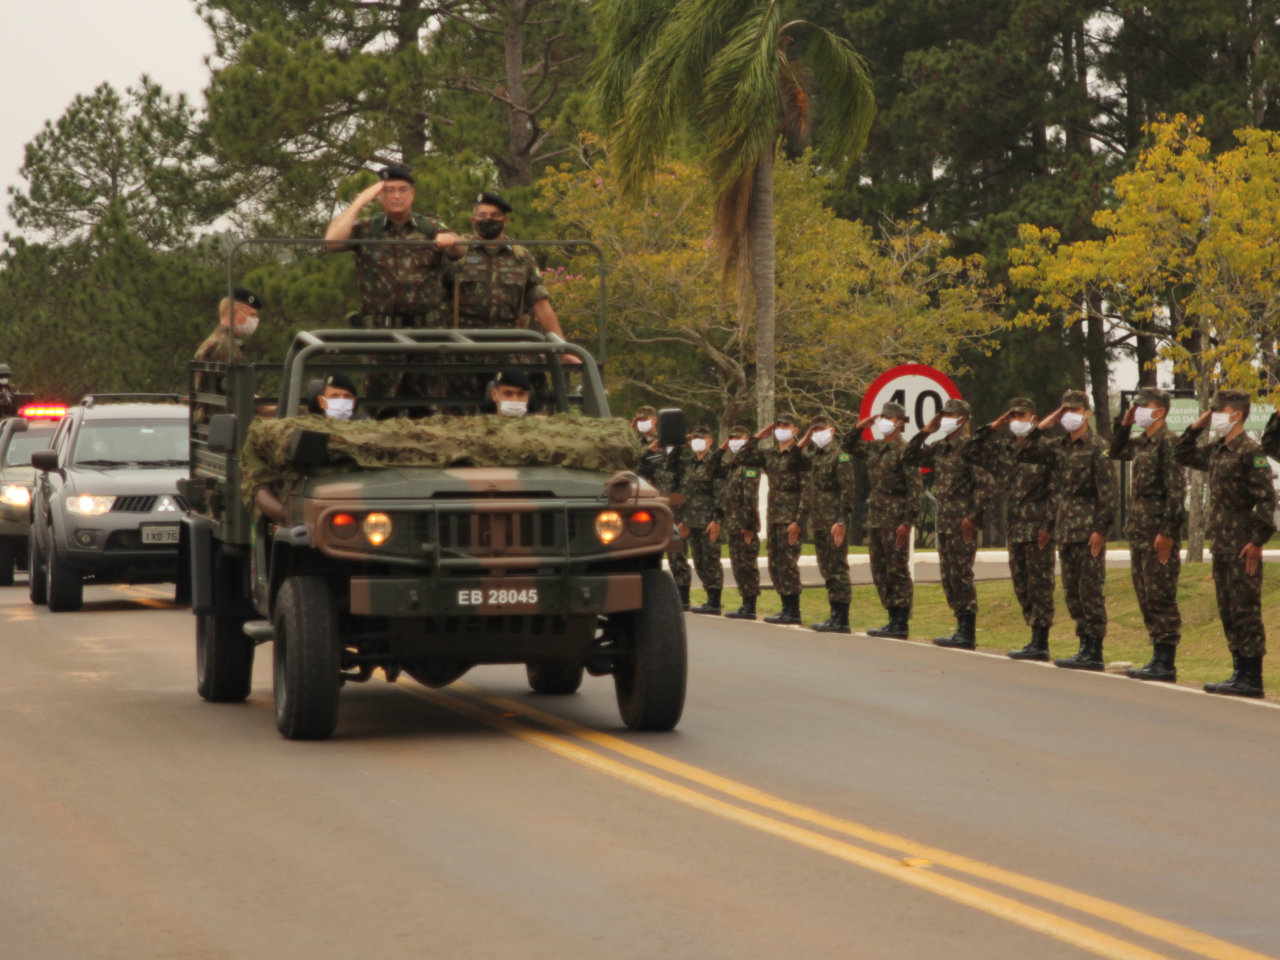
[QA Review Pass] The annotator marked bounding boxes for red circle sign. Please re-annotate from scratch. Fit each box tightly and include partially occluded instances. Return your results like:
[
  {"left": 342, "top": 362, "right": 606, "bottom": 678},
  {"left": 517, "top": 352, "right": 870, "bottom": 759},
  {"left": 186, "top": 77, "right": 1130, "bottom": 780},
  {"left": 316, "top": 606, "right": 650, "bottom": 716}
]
[{"left": 859, "top": 363, "right": 962, "bottom": 442}]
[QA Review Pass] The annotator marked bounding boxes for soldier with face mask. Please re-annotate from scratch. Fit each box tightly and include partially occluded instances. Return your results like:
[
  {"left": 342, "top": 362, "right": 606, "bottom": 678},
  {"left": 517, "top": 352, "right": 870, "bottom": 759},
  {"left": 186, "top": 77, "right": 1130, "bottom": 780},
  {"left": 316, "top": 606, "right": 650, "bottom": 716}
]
[
  {"left": 192, "top": 288, "right": 263, "bottom": 424},
  {"left": 316, "top": 371, "right": 364, "bottom": 421},
  {"left": 720, "top": 425, "right": 762, "bottom": 619},
  {"left": 633, "top": 405, "right": 692, "bottom": 610},
  {"left": 683, "top": 426, "right": 727, "bottom": 614},
  {"left": 799, "top": 416, "right": 856, "bottom": 633}
]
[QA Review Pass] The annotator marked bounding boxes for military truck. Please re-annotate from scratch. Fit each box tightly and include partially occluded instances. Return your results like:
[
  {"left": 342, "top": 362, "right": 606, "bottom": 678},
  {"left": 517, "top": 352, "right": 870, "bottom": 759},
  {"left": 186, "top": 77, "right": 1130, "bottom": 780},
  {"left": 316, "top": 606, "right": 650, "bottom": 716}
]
[{"left": 178, "top": 327, "right": 687, "bottom": 740}]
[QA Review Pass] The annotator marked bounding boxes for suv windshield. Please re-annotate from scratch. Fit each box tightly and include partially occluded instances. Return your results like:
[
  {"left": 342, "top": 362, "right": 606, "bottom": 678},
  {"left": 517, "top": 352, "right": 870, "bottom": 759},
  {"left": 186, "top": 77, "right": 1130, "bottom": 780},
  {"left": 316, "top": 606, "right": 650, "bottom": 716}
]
[
  {"left": 3, "top": 430, "right": 56, "bottom": 467},
  {"left": 72, "top": 420, "right": 188, "bottom": 467}
]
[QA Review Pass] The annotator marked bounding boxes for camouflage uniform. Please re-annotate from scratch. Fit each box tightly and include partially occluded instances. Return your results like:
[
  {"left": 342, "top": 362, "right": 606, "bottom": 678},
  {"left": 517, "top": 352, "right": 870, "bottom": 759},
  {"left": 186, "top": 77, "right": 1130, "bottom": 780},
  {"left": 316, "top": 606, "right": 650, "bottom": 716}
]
[
  {"left": 682, "top": 447, "right": 726, "bottom": 593},
  {"left": 640, "top": 442, "right": 692, "bottom": 597},
  {"left": 738, "top": 436, "right": 809, "bottom": 599},
  {"left": 444, "top": 241, "right": 549, "bottom": 329},
  {"left": 191, "top": 326, "right": 243, "bottom": 424},
  {"left": 343, "top": 214, "right": 453, "bottom": 327},
  {"left": 1109, "top": 410, "right": 1185, "bottom": 647},
  {"left": 846, "top": 431, "right": 922, "bottom": 615},
  {"left": 722, "top": 449, "right": 762, "bottom": 602},
  {"left": 1049, "top": 425, "right": 1117, "bottom": 642},
  {"left": 800, "top": 442, "right": 856, "bottom": 604}
]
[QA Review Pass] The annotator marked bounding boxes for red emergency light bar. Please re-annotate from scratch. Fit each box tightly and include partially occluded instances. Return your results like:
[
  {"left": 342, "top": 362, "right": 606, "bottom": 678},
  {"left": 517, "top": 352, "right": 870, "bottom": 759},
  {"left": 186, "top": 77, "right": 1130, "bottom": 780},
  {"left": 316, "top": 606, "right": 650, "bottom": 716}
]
[{"left": 18, "top": 404, "right": 68, "bottom": 419}]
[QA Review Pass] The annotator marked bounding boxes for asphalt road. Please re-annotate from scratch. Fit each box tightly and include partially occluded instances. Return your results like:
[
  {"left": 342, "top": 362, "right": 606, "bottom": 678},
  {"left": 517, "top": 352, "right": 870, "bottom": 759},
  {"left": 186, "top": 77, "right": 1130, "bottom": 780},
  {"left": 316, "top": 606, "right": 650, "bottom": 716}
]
[{"left": 2, "top": 578, "right": 1277, "bottom": 960}]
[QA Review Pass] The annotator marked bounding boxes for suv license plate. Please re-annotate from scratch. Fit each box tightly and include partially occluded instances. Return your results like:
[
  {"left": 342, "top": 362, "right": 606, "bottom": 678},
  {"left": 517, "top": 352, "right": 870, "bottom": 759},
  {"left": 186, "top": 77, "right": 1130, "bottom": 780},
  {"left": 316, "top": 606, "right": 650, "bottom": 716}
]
[{"left": 141, "top": 524, "right": 180, "bottom": 545}]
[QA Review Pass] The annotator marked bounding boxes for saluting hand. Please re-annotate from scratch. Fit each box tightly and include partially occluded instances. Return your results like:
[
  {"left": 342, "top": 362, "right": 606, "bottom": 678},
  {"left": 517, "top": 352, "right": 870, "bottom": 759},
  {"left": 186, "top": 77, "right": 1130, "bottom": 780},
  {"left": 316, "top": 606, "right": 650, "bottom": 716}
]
[
  {"left": 1121, "top": 405, "right": 1137, "bottom": 427},
  {"left": 923, "top": 412, "right": 942, "bottom": 434},
  {"left": 1191, "top": 409, "right": 1213, "bottom": 430},
  {"left": 855, "top": 415, "right": 877, "bottom": 432},
  {"left": 991, "top": 410, "right": 1013, "bottom": 430},
  {"left": 1038, "top": 405, "right": 1066, "bottom": 431},
  {"left": 754, "top": 423, "right": 776, "bottom": 441}
]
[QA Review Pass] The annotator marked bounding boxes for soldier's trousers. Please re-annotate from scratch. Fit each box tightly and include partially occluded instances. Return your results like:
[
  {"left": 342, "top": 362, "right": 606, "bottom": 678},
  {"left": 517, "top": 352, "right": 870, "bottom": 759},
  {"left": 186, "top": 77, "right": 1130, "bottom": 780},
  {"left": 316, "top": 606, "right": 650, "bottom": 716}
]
[
  {"left": 688, "top": 527, "right": 723, "bottom": 590},
  {"left": 1008, "top": 539, "right": 1054, "bottom": 628},
  {"left": 811, "top": 521, "right": 851, "bottom": 603},
  {"left": 667, "top": 536, "right": 691, "bottom": 589},
  {"left": 937, "top": 527, "right": 978, "bottom": 615},
  {"left": 1130, "top": 538, "right": 1181, "bottom": 645},
  {"left": 1212, "top": 553, "right": 1266, "bottom": 657},
  {"left": 766, "top": 522, "right": 803, "bottom": 596},
  {"left": 1059, "top": 540, "right": 1106, "bottom": 638},
  {"left": 729, "top": 530, "right": 760, "bottom": 598},
  {"left": 867, "top": 526, "right": 912, "bottom": 612}
]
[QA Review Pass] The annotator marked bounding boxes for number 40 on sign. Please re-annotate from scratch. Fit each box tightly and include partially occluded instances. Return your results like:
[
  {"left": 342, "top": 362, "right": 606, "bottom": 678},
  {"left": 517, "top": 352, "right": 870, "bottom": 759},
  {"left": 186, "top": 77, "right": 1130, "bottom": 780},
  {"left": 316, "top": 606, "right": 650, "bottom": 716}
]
[{"left": 858, "top": 364, "right": 962, "bottom": 442}]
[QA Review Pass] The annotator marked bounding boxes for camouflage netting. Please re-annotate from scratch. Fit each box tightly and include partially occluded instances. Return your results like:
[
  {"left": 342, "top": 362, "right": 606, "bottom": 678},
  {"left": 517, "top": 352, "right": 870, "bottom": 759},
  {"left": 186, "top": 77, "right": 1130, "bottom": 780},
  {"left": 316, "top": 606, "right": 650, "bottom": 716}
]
[{"left": 240, "top": 413, "right": 642, "bottom": 508}]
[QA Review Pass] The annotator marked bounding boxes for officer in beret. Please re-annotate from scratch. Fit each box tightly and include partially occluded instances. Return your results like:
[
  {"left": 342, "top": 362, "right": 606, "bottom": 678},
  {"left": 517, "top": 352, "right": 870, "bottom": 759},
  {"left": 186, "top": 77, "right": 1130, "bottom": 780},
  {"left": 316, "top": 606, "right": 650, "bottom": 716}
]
[
  {"left": 964, "top": 397, "right": 1058, "bottom": 660},
  {"left": 847, "top": 402, "right": 922, "bottom": 638},
  {"left": 904, "top": 397, "right": 994, "bottom": 648},
  {"left": 316, "top": 371, "right": 365, "bottom": 421},
  {"left": 1175, "top": 388, "right": 1276, "bottom": 697},
  {"left": 486, "top": 366, "right": 534, "bottom": 417},
  {"left": 192, "top": 288, "right": 264, "bottom": 423},
  {"left": 1110, "top": 386, "right": 1185, "bottom": 681}
]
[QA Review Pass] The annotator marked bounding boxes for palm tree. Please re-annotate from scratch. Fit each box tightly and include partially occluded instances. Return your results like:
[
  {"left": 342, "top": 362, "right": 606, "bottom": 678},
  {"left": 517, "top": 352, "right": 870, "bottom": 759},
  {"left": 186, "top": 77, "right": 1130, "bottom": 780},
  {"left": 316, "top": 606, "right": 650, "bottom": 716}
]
[{"left": 591, "top": 0, "right": 875, "bottom": 425}]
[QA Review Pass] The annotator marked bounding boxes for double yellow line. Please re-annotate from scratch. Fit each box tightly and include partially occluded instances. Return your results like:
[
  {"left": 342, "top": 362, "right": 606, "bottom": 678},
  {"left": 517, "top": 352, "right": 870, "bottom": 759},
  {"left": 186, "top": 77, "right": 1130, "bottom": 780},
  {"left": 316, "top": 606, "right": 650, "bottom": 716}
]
[{"left": 411, "top": 682, "right": 1272, "bottom": 960}]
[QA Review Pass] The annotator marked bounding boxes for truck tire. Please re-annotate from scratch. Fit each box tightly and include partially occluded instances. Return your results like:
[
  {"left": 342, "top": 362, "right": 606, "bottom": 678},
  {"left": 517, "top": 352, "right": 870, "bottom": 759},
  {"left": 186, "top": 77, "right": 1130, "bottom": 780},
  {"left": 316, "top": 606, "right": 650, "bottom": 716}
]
[
  {"left": 28, "top": 535, "right": 46, "bottom": 605},
  {"left": 197, "top": 613, "right": 254, "bottom": 703},
  {"left": 613, "top": 568, "right": 686, "bottom": 731},
  {"left": 526, "top": 661, "right": 585, "bottom": 695},
  {"left": 0, "top": 541, "right": 13, "bottom": 587},
  {"left": 272, "top": 576, "right": 340, "bottom": 740},
  {"left": 46, "top": 546, "right": 83, "bottom": 612}
]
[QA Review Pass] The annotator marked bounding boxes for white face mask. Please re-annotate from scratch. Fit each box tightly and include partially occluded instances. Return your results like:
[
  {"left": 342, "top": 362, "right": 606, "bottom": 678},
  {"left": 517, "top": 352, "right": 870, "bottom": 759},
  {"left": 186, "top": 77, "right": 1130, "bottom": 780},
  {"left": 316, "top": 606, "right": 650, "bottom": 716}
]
[
  {"left": 690, "top": 438, "right": 708, "bottom": 453},
  {"left": 1210, "top": 411, "right": 1236, "bottom": 436},
  {"left": 499, "top": 400, "right": 528, "bottom": 418},
  {"left": 1009, "top": 418, "right": 1035, "bottom": 437},
  {"left": 235, "top": 314, "right": 259, "bottom": 338},
  {"left": 323, "top": 397, "right": 354, "bottom": 420},
  {"left": 635, "top": 419, "right": 654, "bottom": 434},
  {"left": 774, "top": 427, "right": 794, "bottom": 443},
  {"left": 872, "top": 417, "right": 896, "bottom": 438},
  {"left": 1134, "top": 407, "right": 1158, "bottom": 429},
  {"left": 938, "top": 417, "right": 961, "bottom": 437},
  {"left": 811, "top": 429, "right": 834, "bottom": 448},
  {"left": 728, "top": 438, "right": 746, "bottom": 454},
  {"left": 1060, "top": 411, "right": 1087, "bottom": 433}
]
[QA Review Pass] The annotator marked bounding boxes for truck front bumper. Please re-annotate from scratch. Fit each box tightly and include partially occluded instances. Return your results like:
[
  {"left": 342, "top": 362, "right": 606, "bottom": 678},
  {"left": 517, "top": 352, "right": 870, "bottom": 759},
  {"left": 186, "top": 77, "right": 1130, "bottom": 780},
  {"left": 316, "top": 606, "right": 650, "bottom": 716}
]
[{"left": 348, "top": 573, "right": 643, "bottom": 618}]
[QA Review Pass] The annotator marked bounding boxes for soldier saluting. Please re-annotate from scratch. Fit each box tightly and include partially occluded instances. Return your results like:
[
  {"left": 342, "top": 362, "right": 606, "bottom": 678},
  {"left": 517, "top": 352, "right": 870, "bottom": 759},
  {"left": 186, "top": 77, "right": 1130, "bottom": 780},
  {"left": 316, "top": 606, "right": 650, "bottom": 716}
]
[
  {"left": 798, "top": 416, "right": 856, "bottom": 633},
  {"left": 683, "top": 425, "right": 728, "bottom": 615},
  {"left": 633, "top": 406, "right": 692, "bottom": 610},
  {"left": 720, "top": 426, "right": 763, "bottom": 620},
  {"left": 1175, "top": 389, "right": 1276, "bottom": 698}
]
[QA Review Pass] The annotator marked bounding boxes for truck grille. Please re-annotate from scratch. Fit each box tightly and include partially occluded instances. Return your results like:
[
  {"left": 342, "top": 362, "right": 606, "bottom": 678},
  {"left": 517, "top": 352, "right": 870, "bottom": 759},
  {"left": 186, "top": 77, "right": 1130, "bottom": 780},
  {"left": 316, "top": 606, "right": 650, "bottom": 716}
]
[{"left": 416, "top": 511, "right": 569, "bottom": 557}]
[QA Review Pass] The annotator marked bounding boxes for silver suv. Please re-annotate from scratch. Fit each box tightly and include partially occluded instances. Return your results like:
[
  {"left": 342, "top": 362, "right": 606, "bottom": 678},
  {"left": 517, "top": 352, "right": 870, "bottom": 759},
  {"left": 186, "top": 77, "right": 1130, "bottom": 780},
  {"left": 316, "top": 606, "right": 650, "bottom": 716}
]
[
  {"left": 0, "top": 411, "right": 62, "bottom": 586},
  {"left": 29, "top": 396, "right": 189, "bottom": 611}
]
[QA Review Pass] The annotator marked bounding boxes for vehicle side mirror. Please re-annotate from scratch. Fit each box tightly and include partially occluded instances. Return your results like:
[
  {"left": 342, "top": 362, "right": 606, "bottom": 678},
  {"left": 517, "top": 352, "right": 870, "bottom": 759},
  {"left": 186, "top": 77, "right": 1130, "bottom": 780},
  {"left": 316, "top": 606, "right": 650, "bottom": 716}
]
[
  {"left": 287, "top": 428, "right": 330, "bottom": 467},
  {"left": 206, "top": 414, "right": 238, "bottom": 454},
  {"left": 30, "top": 450, "right": 58, "bottom": 472},
  {"left": 657, "top": 408, "right": 686, "bottom": 448}
]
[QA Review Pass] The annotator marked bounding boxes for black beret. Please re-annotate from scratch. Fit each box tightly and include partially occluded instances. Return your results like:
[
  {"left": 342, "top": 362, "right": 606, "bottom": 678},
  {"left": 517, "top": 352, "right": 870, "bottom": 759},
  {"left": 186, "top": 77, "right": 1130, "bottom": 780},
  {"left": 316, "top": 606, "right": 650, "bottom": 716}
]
[
  {"left": 494, "top": 366, "right": 533, "bottom": 392},
  {"left": 232, "top": 288, "right": 262, "bottom": 309},
  {"left": 323, "top": 371, "right": 358, "bottom": 395},
  {"left": 379, "top": 164, "right": 414, "bottom": 184},
  {"left": 474, "top": 191, "right": 513, "bottom": 214}
]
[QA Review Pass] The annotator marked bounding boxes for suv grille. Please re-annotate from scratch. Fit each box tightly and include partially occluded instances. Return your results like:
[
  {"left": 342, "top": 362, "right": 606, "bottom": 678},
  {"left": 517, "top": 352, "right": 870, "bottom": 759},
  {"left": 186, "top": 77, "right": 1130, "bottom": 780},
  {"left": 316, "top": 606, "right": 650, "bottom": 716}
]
[{"left": 111, "top": 495, "right": 189, "bottom": 513}]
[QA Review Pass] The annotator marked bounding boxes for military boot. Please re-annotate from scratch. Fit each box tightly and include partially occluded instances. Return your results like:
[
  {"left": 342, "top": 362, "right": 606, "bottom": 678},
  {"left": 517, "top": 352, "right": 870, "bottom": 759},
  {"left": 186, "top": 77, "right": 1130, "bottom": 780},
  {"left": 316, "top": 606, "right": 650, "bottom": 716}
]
[
  {"left": 725, "top": 595, "right": 757, "bottom": 620},
  {"left": 1008, "top": 626, "right": 1050, "bottom": 661},
  {"left": 1205, "top": 654, "right": 1264, "bottom": 698},
  {"left": 1054, "top": 636, "right": 1105, "bottom": 671},
  {"left": 933, "top": 612, "right": 976, "bottom": 649},
  {"left": 867, "top": 607, "right": 909, "bottom": 639},
  {"left": 1125, "top": 642, "right": 1178, "bottom": 682},
  {"left": 811, "top": 601, "right": 851, "bottom": 634},
  {"left": 691, "top": 588, "right": 722, "bottom": 615},
  {"left": 678, "top": 584, "right": 691, "bottom": 611},
  {"left": 764, "top": 593, "right": 802, "bottom": 625}
]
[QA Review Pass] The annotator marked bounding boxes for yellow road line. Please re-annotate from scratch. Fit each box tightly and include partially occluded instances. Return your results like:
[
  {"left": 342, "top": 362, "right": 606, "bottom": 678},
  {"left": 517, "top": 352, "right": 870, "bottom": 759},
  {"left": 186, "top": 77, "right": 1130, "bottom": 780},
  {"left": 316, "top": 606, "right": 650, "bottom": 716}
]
[{"left": 448, "top": 683, "right": 1274, "bottom": 960}]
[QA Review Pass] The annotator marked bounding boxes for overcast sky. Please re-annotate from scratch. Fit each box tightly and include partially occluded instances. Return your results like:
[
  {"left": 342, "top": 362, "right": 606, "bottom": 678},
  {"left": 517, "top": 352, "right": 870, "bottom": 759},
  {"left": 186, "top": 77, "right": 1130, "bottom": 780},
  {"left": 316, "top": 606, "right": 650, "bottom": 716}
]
[{"left": 0, "top": 0, "right": 212, "bottom": 243}]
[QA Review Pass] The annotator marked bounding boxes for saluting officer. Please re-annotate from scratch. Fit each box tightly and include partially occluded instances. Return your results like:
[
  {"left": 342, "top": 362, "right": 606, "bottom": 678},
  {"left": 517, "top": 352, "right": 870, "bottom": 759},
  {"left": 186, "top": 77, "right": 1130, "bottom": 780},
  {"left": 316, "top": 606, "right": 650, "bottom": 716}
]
[
  {"left": 847, "top": 402, "right": 922, "bottom": 639},
  {"left": 904, "top": 399, "right": 993, "bottom": 649},
  {"left": 964, "top": 398, "right": 1058, "bottom": 660},
  {"left": 633, "top": 406, "right": 692, "bottom": 610},
  {"left": 683, "top": 425, "right": 728, "bottom": 615},
  {"left": 1109, "top": 387, "right": 1186, "bottom": 681},
  {"left": 721, "top": 425, "right": 763, "bottom": 620},
  {"left": 799, "top": 416, "right": 856, "bottom": 633},
  {"left": 1175, "top": 389, "right": 1276, "bottom": 698}
]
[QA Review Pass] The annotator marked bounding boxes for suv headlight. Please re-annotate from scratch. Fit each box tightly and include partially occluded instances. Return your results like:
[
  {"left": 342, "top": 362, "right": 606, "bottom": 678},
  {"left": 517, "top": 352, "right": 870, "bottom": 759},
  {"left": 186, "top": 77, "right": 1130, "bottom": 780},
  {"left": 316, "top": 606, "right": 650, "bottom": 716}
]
[
  {"left": 66, "top": 494, "right": 116, "bottom": 516},
  {"left": 0, "top": 484, "right": 31, "bottom": 507}
]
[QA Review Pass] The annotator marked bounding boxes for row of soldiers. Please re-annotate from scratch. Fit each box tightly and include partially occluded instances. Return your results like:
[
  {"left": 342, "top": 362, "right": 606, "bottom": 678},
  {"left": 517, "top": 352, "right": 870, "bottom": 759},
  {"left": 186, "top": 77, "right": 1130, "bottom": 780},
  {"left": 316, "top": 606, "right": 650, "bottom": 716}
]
[{"left": 635, "top": 385, "right": 1279, "bottom": 700}]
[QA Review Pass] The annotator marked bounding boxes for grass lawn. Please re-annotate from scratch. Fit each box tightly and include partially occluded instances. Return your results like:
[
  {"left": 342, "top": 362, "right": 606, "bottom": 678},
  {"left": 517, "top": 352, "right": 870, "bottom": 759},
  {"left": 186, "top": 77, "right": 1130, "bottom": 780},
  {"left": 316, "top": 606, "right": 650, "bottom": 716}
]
[{"left": 691, "top": 562, "right": 1280, "bottom": 699}]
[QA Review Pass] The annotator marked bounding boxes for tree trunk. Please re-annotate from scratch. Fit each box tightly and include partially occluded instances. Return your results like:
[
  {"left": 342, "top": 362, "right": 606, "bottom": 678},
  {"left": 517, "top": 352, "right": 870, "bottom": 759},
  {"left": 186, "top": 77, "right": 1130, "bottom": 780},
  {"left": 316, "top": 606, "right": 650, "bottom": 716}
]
[
  {"left": 1085, "top": 299, "right": 1110, "bottom": 438},
  {"left": 750, "top": 149, "right": 777, "bottom": 430},
  {"left": 501, "top": 0, "right": 535, "bottom": 186},
  {"left": 1185, "top": 370, "right": 1211, "bottom": 563}
]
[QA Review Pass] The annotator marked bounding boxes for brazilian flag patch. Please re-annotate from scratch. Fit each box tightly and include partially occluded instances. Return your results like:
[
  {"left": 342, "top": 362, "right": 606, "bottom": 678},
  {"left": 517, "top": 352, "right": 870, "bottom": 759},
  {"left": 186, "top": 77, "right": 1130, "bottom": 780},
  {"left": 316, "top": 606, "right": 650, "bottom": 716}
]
[
  {"left": 839, "top": 453, "right": 852, "bottom": 462},
  {"left": 1254, "top": 456, "right": 1269, "bottom": 469},
  {"left": 745, "top": 469, "right": 758, "bottom": 478}
]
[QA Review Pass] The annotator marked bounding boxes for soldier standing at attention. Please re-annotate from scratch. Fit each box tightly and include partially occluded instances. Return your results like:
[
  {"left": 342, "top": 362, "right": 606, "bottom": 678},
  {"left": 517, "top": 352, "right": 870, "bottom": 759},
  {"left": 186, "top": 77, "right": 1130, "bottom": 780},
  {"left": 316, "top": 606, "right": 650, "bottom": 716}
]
[
  {"left": 1175, "top": 389, "right": 1276, "bottom": 698},
  {"left": 846, "top": 402, "right": 922, "bottom": 639},
  {"left": 192, "top": 288, "right": 263, "bottom": 423},
  {"left": 1037, "top": 390, "right": 1117, "bottom": 671},
  {"left": 964, "top": 398, "right": 1057, "bottom": 660},
  {"left": 633, "top": 406, "right": 692, "bottom": 610},
  {"left": 1109, "top": 387, "right": 1186, "bottom": 681},
  {"left": 684, "top": 425, "right": 727, "bottom": 615},
  {"left": 738, "top": 415, "right": 809, "bottom": 625},
  {"left": 904, "top": 399, "right": 993, "bottom": 649},
  {"left": 798, "top": 416, "right": 856, "bottom": 633},
  {"left": 721, "top": 425, "right": 763, "bottom": 620}
]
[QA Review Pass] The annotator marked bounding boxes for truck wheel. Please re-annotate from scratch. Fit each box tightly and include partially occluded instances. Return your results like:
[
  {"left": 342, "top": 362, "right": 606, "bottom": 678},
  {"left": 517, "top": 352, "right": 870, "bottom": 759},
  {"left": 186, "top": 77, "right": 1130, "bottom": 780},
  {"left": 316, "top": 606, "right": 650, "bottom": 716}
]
[
  {"left": 28, "top": 535, "right": 46, "bottom": 605},
  {"left": 272, "top": 576, "right": 340, "bottom": 740},
  {"left": 613, "top": 568, "right": 687, "bottom": 731},
  {"left": 526, "top": 661, "right": 585, "bottom": 695},
  {"left": 197, "top": 613, "right": 254, "bottom": 703},
  {"left": 0, "top": 541, "right": 13, "bottom": 587},
  {"left": 46, "top": 546, "right": 83, "bottom": 612}
]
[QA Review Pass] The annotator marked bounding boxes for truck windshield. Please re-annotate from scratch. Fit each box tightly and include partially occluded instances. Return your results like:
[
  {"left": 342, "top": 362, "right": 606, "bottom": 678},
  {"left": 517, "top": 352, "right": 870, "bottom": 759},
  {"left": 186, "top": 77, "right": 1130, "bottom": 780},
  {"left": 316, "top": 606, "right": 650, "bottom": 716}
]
[{"left": 73, "top": 420, "right": 189, "bottom": 467}]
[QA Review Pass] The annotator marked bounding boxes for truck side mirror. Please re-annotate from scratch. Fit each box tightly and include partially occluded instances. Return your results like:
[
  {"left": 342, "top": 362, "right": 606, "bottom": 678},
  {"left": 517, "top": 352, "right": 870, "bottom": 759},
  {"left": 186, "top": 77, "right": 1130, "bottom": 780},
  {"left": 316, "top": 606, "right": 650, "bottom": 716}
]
[
  {"left": 206, "top": 414, "right": 238, "bottom": 454},
  {"left": 657, "top": 408, "right": 686, "bottom": 448},
  {"left": 30, "top": 449, "right": 59, "bottom": 472},
  {"left": 287, "top": 428, "right": 330, "bottom": 467}
]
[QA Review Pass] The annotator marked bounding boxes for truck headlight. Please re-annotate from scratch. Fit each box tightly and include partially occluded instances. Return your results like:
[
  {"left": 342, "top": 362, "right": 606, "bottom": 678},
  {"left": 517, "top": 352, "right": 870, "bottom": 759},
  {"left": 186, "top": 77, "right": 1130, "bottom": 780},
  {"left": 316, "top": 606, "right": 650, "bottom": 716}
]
[
  {"left": 66, "top": 494, "right": 116, "bottom": 516},
  {"left": 0, "top": 484, "right": 31, "bottom": 507},
  {"left": 595, "top": 510, "right": 624, "bottom": 543},
  {"left": 363, "top": 512, "right": 393, "bottom": 546}
]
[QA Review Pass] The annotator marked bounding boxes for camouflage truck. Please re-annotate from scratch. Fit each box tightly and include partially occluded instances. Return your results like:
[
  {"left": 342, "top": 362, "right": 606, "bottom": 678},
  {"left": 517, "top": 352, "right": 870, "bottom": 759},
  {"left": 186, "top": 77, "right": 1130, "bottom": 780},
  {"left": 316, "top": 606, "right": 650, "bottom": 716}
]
[{"left": 178, "top": 327, "right": 687, "bottom": 740}]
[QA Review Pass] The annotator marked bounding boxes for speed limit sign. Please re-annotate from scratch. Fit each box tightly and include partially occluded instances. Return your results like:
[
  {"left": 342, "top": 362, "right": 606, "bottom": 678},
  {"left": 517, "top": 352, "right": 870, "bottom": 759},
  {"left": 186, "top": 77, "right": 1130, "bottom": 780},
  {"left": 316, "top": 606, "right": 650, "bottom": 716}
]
[{"left": 859, "top": 364, "right": 962, "bottom": 441}]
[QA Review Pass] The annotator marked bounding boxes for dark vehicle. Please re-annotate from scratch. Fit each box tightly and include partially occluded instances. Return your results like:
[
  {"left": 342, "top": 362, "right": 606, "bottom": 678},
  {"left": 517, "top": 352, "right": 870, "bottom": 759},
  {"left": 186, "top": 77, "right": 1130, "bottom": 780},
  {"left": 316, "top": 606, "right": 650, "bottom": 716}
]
[
  {"left": 29, "top": 396, "right": 190, "bottom": 611},
  {"left": 0, "top": 408, "right": 64, "bottom": 585},
  {"left": 180, "top": 328, "right": 687, "bottom": 740}
]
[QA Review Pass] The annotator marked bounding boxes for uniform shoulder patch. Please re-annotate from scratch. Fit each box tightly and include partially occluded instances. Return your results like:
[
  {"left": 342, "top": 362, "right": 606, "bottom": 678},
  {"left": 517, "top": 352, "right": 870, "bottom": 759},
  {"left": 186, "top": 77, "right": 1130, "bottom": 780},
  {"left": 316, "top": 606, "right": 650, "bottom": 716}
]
[
  {"left": 838, "top": 453, "right": 852, "bottom": 462},
  {"left": 1254, "top": 455, "right": 1269, "bottom": 469},
  {"left": 745, "top": 469, "right": 758, "bottom": 478}
]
